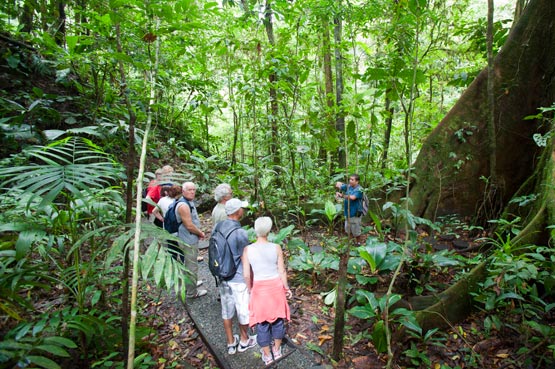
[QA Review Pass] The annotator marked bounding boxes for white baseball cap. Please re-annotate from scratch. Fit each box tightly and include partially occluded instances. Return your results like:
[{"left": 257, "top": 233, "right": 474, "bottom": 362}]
[{"left": 225, "top": 198, "right": 249, "bottom": 215}]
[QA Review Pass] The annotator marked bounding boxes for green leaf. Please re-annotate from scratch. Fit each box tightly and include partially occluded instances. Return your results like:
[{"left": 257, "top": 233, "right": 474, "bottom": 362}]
[
  {"left": 35, "top": 344, "right": 70, "bottom": 357},
  {"left": 0, "top": 340, "right": 33, "bottom": 350},
  {"left": 387, "top": 294, "right": 402, "bottom": 308},
  {"left": 7, "top": 54, "right": 20, "bottom": 68},
  {"left": 348, "top": 306, "right": 376, "bottom": 320},
  {"left": 164, "top": 254, "right": 174, "bottom": 289},
  {"left": 397, "top": 311, "right": 422, "bottom": 334},
  {"left": 323, "top": 288, "right": 336, "bottom": 306},
  {"left": 42, "top": 336, "right": 77, "bottom": 348},
  {"left": 27, "top": 355, "right": 61, "bottom": 369},
  {"left": 359, "top": 249, "right": 376, "bottom": 271},
  {"left": 141, "top": 242, "right": 160, "bottom": 279},
  {"left": 16, "top": 230, "right": 46, "bottom": 259},
  {"left": 372, "top": 320, "right": 387, "bottom": 353},
  {"left": 66, "top": 36, "right": 78, "bottom": 52},
  {"left": 305, "top": 341, "right": 325, "bottom": 356},
  {"left": 110, "top": 52, "right": 134, "bottom": 64},
  {"left": 91, "top": 289, "right": 102, "bottom": 306},
  {"left": 360, "top": 239, "right": 387, "bottom": 272},
  {"left": 498, "top": 292, "right": 525, "bottom": 301},
  {"left": 355, "top": 274, "right": 378, "bottom": 286},
  {"left": 153, "top": 250, "right": 165, "bottom": 285}
]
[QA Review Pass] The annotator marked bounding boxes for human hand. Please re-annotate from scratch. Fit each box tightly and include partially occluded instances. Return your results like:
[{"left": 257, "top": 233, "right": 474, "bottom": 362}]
[{"left": 285, "top": 288, "right": 292, "bottom": 299}]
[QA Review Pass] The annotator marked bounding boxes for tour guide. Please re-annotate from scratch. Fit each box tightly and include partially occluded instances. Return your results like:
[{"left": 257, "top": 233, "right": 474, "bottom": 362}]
[{"left": 335, "top": 173, "right": 363, "bottom": 244}]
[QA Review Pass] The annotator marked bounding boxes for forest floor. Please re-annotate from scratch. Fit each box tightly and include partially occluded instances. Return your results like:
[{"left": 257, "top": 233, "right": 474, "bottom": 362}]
[{"left": 140, "top": 213, "right": 531, "bottom": 369}]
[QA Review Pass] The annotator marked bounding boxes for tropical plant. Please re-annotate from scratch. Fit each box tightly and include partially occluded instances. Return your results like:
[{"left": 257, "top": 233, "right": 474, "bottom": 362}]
[
  {"left": 0, "top": 136, "right": 195, "bottom": 366},
  {"left": 309, "top": 200, "right": 342, "bottom": 235},
  {"left": 473, "top": 236, "right": 555, "bottom": 367}
]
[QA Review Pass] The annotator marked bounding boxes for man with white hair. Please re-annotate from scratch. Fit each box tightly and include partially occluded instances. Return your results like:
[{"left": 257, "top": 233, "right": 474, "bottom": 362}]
[
  {"left": 217, "top": 198, "right": 257, "bottom": 355},
  {"left": 176, "top": 182, "right": 207, "bottom": 299}
]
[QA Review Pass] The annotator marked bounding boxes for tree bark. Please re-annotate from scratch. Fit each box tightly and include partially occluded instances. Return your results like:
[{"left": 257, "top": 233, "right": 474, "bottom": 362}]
[
  {"left": 334, "top": 15, "right": 346, "bottom": 168},
  {"left": 401, "top": 262, "right": 489, "bottom": 332},
  {"left": 264, "top": 0, "right": 281, "bottom": 167},
  {"left": 407, "top": 0, "right": 555, "bottom": 232},
  {"left": 322, "top": 16, "right": 334, "bottom": 164},
  {"left": 381, "top": 91, "right": 394, "bottom": 170},
  {"left": 20, "top": 0, "right": 34, "bottom": 33}
]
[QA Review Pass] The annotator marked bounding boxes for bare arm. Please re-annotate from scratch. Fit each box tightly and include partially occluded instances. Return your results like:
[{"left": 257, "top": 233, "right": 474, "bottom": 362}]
[
  {"left": 241, "top": 247, "right": 252, "bottom": 291},
  {"left": 152, "top": 205, "right": 164, "bottom": 222},
  {"left": 178, "top": 204, "right": 205, "bottom": 239},
  {"left": 276, "top": 244, "right": 292, "bottom": 299}
]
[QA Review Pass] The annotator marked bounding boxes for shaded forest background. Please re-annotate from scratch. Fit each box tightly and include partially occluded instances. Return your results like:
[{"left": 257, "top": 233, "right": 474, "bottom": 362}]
[{"left": 1, "top": 0, "right": 554, "bottom": 368}]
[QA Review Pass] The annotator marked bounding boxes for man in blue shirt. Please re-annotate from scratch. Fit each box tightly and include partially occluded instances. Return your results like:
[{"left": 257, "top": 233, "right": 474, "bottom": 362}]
[
  {"left": 335, "top": 174, "right": 363, "bottom": 244},
  {"left": 218, "top": 198, "right": 257, "bottom": 355}
]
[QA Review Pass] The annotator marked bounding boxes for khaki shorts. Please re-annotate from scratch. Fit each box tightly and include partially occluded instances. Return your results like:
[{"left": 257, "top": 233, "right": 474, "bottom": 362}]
[
  {"left": 345, "top": 216, "right": 361, "bottom": 237},
  {"left": 219, "top": 281, "right": 250, "bottom": 325}
]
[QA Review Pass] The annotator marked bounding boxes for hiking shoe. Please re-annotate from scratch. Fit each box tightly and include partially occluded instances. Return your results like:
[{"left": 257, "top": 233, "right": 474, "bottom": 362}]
[
  {"left": 261, "top": 348, "right": 273, "bottom": 365},
  {"left": 227, "top": 334, "right": 239, "bottom": 355},
  {"left": 188, "top": 289, "right": 207, "bottom": 299},
  {"left": 272, "top": 345, "right": 282, "bottom": 360},
  {"left": 196, "top": 280, "right": 204, "bottom": 287},
  {"left": 237, "top": 335, "right": 257, "bottom": 352}
]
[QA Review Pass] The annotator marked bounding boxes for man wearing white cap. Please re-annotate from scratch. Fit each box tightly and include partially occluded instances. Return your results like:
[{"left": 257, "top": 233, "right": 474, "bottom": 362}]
[{"left": 217, "top": 198, "right": 257, "bottom": 355}]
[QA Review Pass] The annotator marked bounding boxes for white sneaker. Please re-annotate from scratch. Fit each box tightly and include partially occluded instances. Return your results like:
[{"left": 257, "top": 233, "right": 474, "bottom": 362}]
[
  {"left": 237, "top": 335, "right": 257, "bottom": 352},
  {"left": 227, "top": 334, "right": 239, "bottom": 355},
  {"left": 196, "top": 280, "right": 203, "bottom": 287}
]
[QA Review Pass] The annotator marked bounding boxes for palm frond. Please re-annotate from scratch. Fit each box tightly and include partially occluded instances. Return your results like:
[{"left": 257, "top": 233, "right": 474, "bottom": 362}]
[{"left": 0, "top": 137, "right": 124, "bottom": 208}]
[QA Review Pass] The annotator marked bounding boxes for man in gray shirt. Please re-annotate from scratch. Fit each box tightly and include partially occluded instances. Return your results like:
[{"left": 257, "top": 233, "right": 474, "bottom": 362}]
[{"left": 177, "top": 181, "right": 207, "bottom": 298}]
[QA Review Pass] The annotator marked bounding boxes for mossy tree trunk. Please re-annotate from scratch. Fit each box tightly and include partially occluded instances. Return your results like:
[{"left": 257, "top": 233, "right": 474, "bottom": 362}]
[
  {"left": 407, "top": 0, "right": 555, "bottom": 236},
  {"left": 401, "top": 0, "right": 555, "bottom": 332}
]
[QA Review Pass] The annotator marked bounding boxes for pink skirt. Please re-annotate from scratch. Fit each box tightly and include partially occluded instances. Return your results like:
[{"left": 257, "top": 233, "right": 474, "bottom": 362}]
[{"left": 249, "top": 277, "right": 290, "bottom": 327}]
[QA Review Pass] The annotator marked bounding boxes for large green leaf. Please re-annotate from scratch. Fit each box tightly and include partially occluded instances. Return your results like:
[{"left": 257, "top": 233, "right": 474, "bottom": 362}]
[
  {"left": 372, "top": 320, "right": 387, "bottom": 353},
  {"left": 359, "top": 238, "right": 387, "bottom": 273},
  {"left": 0, "top": 137, "right": 123, "bottom": 209}
]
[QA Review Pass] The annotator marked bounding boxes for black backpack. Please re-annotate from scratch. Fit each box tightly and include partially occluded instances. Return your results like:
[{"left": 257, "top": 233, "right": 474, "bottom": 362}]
[
  {"left": 163, "top": 198, "right": 192, "bottom": 233},
  {"left": 209, "top": 222, "right": 241, "bottom": 281}
]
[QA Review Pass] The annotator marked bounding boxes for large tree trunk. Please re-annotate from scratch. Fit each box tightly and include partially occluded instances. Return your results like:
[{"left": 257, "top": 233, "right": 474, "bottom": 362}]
[
  {"left": 407, "top": 0, "right": 555, "bottom": 236},
  {"left": 400, "top": 0, "right": 555, "bottom": 333}
]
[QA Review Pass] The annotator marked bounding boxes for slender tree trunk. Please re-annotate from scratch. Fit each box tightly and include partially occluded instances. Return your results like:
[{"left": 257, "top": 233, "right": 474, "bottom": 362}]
[
  {"left": 332, "top": 3, "right": 348, "bottom": 360},
  {"left": 264, "top": 0, "right": 281, "bottom": 167},
  {"left": 381, "top": 90, "right": 394, "bottom": 170},
  {"left": 403, "top": 100, "right": 413, "bottom": 169},
  {"left": 125, "top": 17, "right": 160, "bottom": 369},
  {"left": 20, "top": 0, "right": 34, "bottom": 33},
  {"left": 55, "top": 0, "right": 66, "bottom": 46},
  {"left": 334, "top": 14, "right": 346, "bottom": 169},
  {"left": 321, "top": 16, "right": 334, "bottom": 165},
  {"left": 487, "top": 0, "right": 496, "bottom": 180},
  {"left": 332, "top": 246, "right": 349, "bottom": 361},
  {"left": 115, "top": 19, "right": 138, "bottom": 366}
]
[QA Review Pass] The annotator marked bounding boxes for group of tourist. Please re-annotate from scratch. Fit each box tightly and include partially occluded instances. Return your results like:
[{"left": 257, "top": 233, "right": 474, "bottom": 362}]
[{"left": 143, "top": 169, "right": 292, "bottom": 365}]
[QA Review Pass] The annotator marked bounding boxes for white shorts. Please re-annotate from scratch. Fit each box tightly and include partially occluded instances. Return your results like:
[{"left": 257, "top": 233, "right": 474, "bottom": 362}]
[{"left": 219, "top": 281, "right": 250, "bottom": 325}]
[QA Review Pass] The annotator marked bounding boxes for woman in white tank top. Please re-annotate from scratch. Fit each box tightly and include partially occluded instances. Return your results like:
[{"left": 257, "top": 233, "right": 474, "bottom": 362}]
[{"left": 242, "top": 217, "right": 292, "bottom": 365}]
